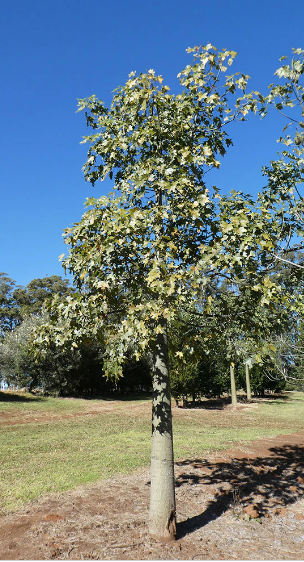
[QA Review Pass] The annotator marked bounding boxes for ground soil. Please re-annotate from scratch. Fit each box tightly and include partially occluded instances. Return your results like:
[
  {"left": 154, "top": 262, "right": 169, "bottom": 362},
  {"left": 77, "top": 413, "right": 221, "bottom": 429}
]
[{"left": 1, "top": 399, "right": 304, "bottom": 560}]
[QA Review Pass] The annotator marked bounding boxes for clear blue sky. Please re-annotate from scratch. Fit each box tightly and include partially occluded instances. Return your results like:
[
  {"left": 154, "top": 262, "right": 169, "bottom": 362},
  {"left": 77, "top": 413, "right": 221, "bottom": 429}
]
[{"left": 1, "top": 0, "right": 303, "bottom": 287}]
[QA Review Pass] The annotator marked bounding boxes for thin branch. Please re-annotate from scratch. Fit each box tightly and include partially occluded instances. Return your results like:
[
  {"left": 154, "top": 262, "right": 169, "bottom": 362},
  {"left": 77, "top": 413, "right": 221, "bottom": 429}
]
[{"left": 271, "top": 253, "right": 304, "bottom": 269}]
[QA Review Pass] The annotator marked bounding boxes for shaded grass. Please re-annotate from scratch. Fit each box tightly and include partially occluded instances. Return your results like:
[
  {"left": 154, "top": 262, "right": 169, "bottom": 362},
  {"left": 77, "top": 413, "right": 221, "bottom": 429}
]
[{"left": 1, "top": 391, "right": 304, "bottom": 512}]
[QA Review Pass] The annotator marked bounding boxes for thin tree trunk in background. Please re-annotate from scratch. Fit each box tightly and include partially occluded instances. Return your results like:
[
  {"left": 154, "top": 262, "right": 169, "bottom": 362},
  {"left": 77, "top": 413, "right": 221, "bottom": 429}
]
[
  {"left": 149, "top": 317, "right": 176, "bottom": 541},
  {"left": 230, "top": 362, "right": 237, "bottom": 405},
  {"left": 245, "top": 363, "right": 252, "bottom": 401}
]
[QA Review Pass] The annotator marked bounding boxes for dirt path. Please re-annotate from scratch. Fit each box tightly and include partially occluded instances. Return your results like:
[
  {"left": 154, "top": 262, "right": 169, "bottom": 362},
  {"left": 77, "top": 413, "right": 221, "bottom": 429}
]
[{"left": 0, "top": 432, "right": 304, "bottom": 560}]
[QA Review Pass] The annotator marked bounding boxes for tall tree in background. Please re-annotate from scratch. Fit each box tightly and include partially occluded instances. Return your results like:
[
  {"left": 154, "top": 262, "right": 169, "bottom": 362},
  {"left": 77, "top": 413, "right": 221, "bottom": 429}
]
[
  {"left": 0, "top": 314, "right": 47, "bottom": 388},
  {"left": 14, "top": 275, "right": 73, "bottom": 319},
  {"left": 35, "top": 45, "right": 266, "bottom": 540},
  {"left": 0, "top": 273, "right": 21, "bottom": 338}
]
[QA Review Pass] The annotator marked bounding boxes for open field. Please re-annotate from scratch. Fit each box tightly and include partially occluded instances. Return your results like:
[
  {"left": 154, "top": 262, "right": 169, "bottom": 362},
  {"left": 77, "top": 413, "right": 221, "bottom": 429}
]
[
  {"left": 0, "top": 392, "right": 304, "bottom": 559},
  {"left": 1, "top": 390, "right": 304, "bottom": 513}
]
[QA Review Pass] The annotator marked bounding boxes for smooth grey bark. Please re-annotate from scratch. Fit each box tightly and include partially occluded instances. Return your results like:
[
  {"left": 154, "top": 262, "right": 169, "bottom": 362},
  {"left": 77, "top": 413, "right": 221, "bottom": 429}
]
[
  {"left": 149, "top": 317, "right": 176, "bottom": 541},
  {"left": 230, "top": 362, "right": 237, "bottom": 405},
  {"left": 245, "top": 363, "right": 252, "bottom": 401}
]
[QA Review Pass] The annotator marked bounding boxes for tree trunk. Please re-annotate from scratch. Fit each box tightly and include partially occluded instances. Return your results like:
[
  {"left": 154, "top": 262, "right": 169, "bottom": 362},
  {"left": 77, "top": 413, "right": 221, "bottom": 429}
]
[
  {"left": 245, "top": 363, "right": 252, "bottom": 401},
  {"left": 149, "top": 318, "right": 176, "bottom": 541},
  {"left": 230, "top": 362, "right": 237, "bottom": 406}
]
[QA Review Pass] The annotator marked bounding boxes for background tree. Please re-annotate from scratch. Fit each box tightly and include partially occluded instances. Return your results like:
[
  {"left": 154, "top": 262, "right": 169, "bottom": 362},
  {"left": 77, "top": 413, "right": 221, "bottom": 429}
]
[
  {"left": 0, "top": 273, "right": 21, "bottom": 337},
  {"left": 0, "top": 275, "right": 76, "bottom": 392},
  {"left": 0, "top": 315, "right": 46, "bottom": 389},
  {"left": 13, "top": 275, "right": 73, "bottom": 319},
  {"left": 0, "top": 311, "right": 152, "bottom": 396}
]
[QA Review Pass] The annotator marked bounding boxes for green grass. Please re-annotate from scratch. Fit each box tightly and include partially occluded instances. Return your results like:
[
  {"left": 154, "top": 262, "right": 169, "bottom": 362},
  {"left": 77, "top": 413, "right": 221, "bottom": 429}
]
[
  {"left": 173, "top": 392, "right": 304, "bottom": 457},
  {"left": 1, "top": 391, "right": 304, "bottom": 512},
  {"left": 0, "top": 392, "right": 80, "bottom": 411}
]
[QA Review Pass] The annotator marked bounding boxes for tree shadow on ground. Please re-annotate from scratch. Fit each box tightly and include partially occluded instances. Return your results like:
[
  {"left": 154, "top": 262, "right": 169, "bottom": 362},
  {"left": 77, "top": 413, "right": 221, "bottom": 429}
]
[
  {"left": 0, "top": 391, "right": 45, "bottom": 402},
  {"left": 75, "top": 392, "right": 152, "bottom": 402},
  {"left": 176, "top": 444, "right": 304, "bottom": 538},
  {"left": 181, "top": 393, "right": 290, "bottom": 410},
  {"left": 181, "top": 398, "right": 227, "bottom": 410},
  {"left": 0, "top": 391, "right": 153, "bottom": 403}
]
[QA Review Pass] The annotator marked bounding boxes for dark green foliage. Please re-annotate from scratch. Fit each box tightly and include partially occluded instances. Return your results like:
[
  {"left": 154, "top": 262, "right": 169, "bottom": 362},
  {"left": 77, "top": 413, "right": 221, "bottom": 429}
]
[
  {"left": 0, "top": 273, "right": 21, "bottom": 337},
  {"left": 287, "top": 320, "right": 304, "bottom": 390},
  {"left": 170, "top": 364, "right": 202, "bottom": 402},
  {"left": 0, "top": 315, "right": 45, "bottom": 389},
  {"left": 0, "top": 272, "right": 152, "bottom": 396},
  {"left": 32, "top": 339, "right": 104, "bottom": 396},
  {"left": 0, "top": 310, "right": 152, "bottom": 396},
  {"left": 117, "top": 356, "right": 152, "bottom": 394},
  {"left": 197, "top": 353, "right": 231, "bottom": 398},
  {"left": 244, "top": 364, "right": 287, "bottom": 396},
  {"left": 14, "top": 275, "right": 74, "bottom": 319}
]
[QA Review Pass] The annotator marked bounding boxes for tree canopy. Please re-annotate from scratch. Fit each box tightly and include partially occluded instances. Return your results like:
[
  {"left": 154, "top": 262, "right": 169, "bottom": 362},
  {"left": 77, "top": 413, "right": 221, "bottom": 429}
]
[{"left": 38, "top": 45, "right": 263, "bottom": 372}]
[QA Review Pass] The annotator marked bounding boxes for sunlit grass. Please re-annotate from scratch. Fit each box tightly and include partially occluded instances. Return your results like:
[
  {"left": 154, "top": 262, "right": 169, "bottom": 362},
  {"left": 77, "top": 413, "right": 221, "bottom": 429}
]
[{"left": 0, "top": 391, "right": 304, "bottom": 512}]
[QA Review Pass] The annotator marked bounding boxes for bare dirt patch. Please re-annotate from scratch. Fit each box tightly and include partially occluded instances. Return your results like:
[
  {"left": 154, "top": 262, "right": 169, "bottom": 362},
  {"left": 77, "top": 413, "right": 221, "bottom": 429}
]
[
  {"left": 0, "top": 432, "right": 304, "bottom": 560},
  {"left": 0, "top": 410, "right": 118, "bottom": 427}
]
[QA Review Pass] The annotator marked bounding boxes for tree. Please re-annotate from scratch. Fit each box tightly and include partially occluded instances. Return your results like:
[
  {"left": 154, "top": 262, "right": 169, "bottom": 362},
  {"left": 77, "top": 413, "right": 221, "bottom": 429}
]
[
  {"left": 0, "top": 275, "right": 75, "bottom": 392},
  {"left": 259, "top": 49, "right": 304, "bottom": 277},
  {"left": 197, "top": 349, "right": 231, "bottom": 398},
  {"left": 34, "top": 44, "right": 264, "bottom": 540},
  {"left": 13, "top": 275, "right": 73, "bottom": 319},
  {"left": 0, "top": 314, "right": 46, "bottom": 388},
  {"left": 0, "top": 273, "right": 21, "bottom": 338},
  {"left": 0, "top": 313, "right": 97, "bottom": 394},
  {"left": 292, "top": 320, "right": 304, "bottom": 388}
]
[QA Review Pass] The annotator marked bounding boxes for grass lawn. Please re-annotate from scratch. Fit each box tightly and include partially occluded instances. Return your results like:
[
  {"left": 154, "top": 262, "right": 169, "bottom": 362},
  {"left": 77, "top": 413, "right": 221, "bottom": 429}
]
[{"left": 1, "top": 391, "right": 304, "bottom": 512}]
